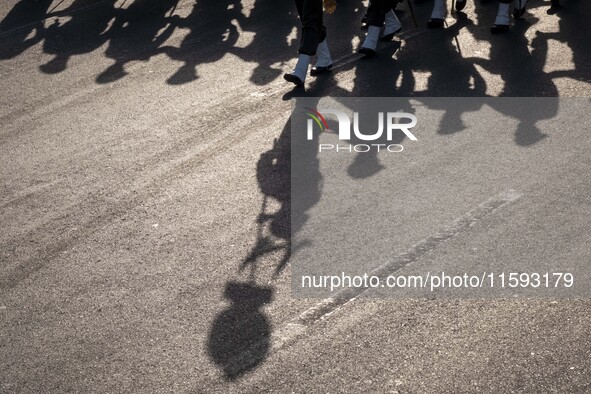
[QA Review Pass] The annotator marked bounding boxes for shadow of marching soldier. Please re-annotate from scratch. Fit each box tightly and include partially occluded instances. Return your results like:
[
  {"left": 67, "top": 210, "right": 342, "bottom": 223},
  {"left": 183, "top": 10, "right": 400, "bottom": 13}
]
[
  {"left": 162, "top": 0, "right": 244, "bottom": 85},
  {"left": 38, "top": 0, "right": 117, "bottom": 74},
  {"left": 95, "top": 0, "right": 179, "bottom": 84},
  {"left": 207, "top": 97, "right": 322, "bottom": 380},
  {"left": 0, "top": 0, "right": 52, "bottom": 61},
  {"left": 466, "top": 14, "right": 558, "bottom": 146}
]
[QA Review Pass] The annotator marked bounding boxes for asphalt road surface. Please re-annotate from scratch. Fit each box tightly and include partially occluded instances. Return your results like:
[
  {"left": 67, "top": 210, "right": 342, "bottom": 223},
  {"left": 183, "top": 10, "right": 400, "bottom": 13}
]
[{"left": 1, "top": 0, "right": 590, "bottom": 392}]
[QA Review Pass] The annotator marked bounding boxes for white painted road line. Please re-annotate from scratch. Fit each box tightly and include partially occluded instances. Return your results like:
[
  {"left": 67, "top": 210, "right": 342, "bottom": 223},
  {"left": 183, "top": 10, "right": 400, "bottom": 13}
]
[{"left": 222, "top": 189, "right": 523, "bottom": 378}]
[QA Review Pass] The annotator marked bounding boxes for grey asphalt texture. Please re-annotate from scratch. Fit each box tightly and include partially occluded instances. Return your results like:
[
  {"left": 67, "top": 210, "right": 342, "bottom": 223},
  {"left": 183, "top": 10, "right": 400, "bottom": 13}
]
[{"left": 1, "top": 0, "right": 590, "bottom": 392}]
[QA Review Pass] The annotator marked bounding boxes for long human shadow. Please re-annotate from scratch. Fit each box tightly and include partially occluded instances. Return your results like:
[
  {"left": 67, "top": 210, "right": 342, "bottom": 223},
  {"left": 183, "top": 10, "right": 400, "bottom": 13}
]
[
  {"left": 206, "top": 122, "right": 292, "bottom": 380},
  {"left": 204, "top": 0, "right": 371, "bottom": 379},
  {"left": 205, "top": 51, "right": 417, "bottom": 379},
  {"left": 207, "top": 95, "right": 322, "bottom": 380},
  {"left": 202, "top": 2, "right": 409, "bottom": 381}
]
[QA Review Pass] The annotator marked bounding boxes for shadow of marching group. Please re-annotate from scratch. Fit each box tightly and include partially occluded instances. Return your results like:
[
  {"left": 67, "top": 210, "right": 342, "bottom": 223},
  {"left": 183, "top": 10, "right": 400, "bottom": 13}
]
[
  {"left": 0, "top": 0, "right": 298, "bottom": 86},
  {"left": 1, "top": 0, "right": 588, "bottom": 90}
]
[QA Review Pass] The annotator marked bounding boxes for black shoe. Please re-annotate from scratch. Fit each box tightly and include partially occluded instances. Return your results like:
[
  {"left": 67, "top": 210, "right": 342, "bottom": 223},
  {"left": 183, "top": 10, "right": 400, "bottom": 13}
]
[
  {"left": 490, "top": 24, "right": 509, "bottom": 34},
  {"left": 427, "top": 18, "right": 445, "bottom": 28},
  {"left": 379, "top": 27, "right": 402, "bottom": 41},
  {"left": 358, "top": 47, "right": 376, "bottom": 58},
  {"left": 310, "top": 64, "right": 332, "bottom": 76},
  {"left": 283, "top": 73, "right": 304, "bottom": 86},
  {"left": 455, "top": 0, "right": 467, "bottom": 11}
]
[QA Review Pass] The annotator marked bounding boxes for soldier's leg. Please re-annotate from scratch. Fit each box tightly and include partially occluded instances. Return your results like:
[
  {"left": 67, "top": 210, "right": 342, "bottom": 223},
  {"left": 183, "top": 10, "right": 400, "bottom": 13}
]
[
  {"left": 491, "top": 0, "right": 511, "bottom": 34},
  {"left": 297, "top": 0, "right": 323, "bottom": 56},
  {"left": 285, "top": 0, "right": 324, "bottom": 85},
  {"left": 359, "top": 0, "right": 396, "bottom": 56},
  {"left": 380, "top": 8, "right": 402, "bottom": 41},
  {"left": 428, "top": 0, "right": 447, "bottom": 28},
  {"left": 311, "top": 26, "right": 333, "bottom": 75}
]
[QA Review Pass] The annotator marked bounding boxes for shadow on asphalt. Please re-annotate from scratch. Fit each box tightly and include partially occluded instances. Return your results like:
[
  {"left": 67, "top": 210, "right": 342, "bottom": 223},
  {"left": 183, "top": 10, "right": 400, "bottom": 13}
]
[
  {"left": 207, "top": 281, "right": 273, "bottom": 380},
  {"left": 0, "top": 0, "right": 300, "bottom": 86},
  {"left": 1, "top": 0, "right": 589, "bottom": 382},
  {"left": 1, "top": 0, "right": 587, "bottom": 90},
  {"left": 206, "top": 108, "right": 303, "bottom": 380}
]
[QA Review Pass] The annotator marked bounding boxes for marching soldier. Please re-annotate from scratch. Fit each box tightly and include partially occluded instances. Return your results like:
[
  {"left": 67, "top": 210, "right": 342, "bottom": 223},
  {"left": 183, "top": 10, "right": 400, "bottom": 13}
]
[
  {"left": 358, "top": 0, "right": 403, "bottom": 57},
  {"left": 284, "top": 0, "right": 336, "bottom": 86},
  {"left": 426, "top": 0, "right": 527, "bottom": 34},
  {"left": 491, "top": 0, "right": 528, "bottom": 33},
  {"left": 427, "top": 0, "right": 467, "bottom": 28}
]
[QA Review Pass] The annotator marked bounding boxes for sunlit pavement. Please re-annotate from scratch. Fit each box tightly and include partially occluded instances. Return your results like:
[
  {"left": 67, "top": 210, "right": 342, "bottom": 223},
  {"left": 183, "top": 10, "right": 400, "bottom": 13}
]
[{"left": 1, "top": 0, "right": 590, "bottom": 392}]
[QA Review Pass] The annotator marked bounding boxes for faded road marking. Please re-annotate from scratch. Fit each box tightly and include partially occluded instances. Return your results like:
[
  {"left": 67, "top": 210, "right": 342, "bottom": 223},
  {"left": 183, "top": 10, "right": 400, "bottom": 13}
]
[{"left": 222, "top": 189, "right": 523, "bottom": 378}]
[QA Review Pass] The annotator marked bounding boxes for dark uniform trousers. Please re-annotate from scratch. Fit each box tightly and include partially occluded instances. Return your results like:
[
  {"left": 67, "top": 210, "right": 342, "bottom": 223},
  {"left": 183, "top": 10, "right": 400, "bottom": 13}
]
[
  {"left": 366, "top": 0, "right": 398, "bottom": 27},
  {"left": 295, "top": 0, "right": 327, "bottom": 56}
]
